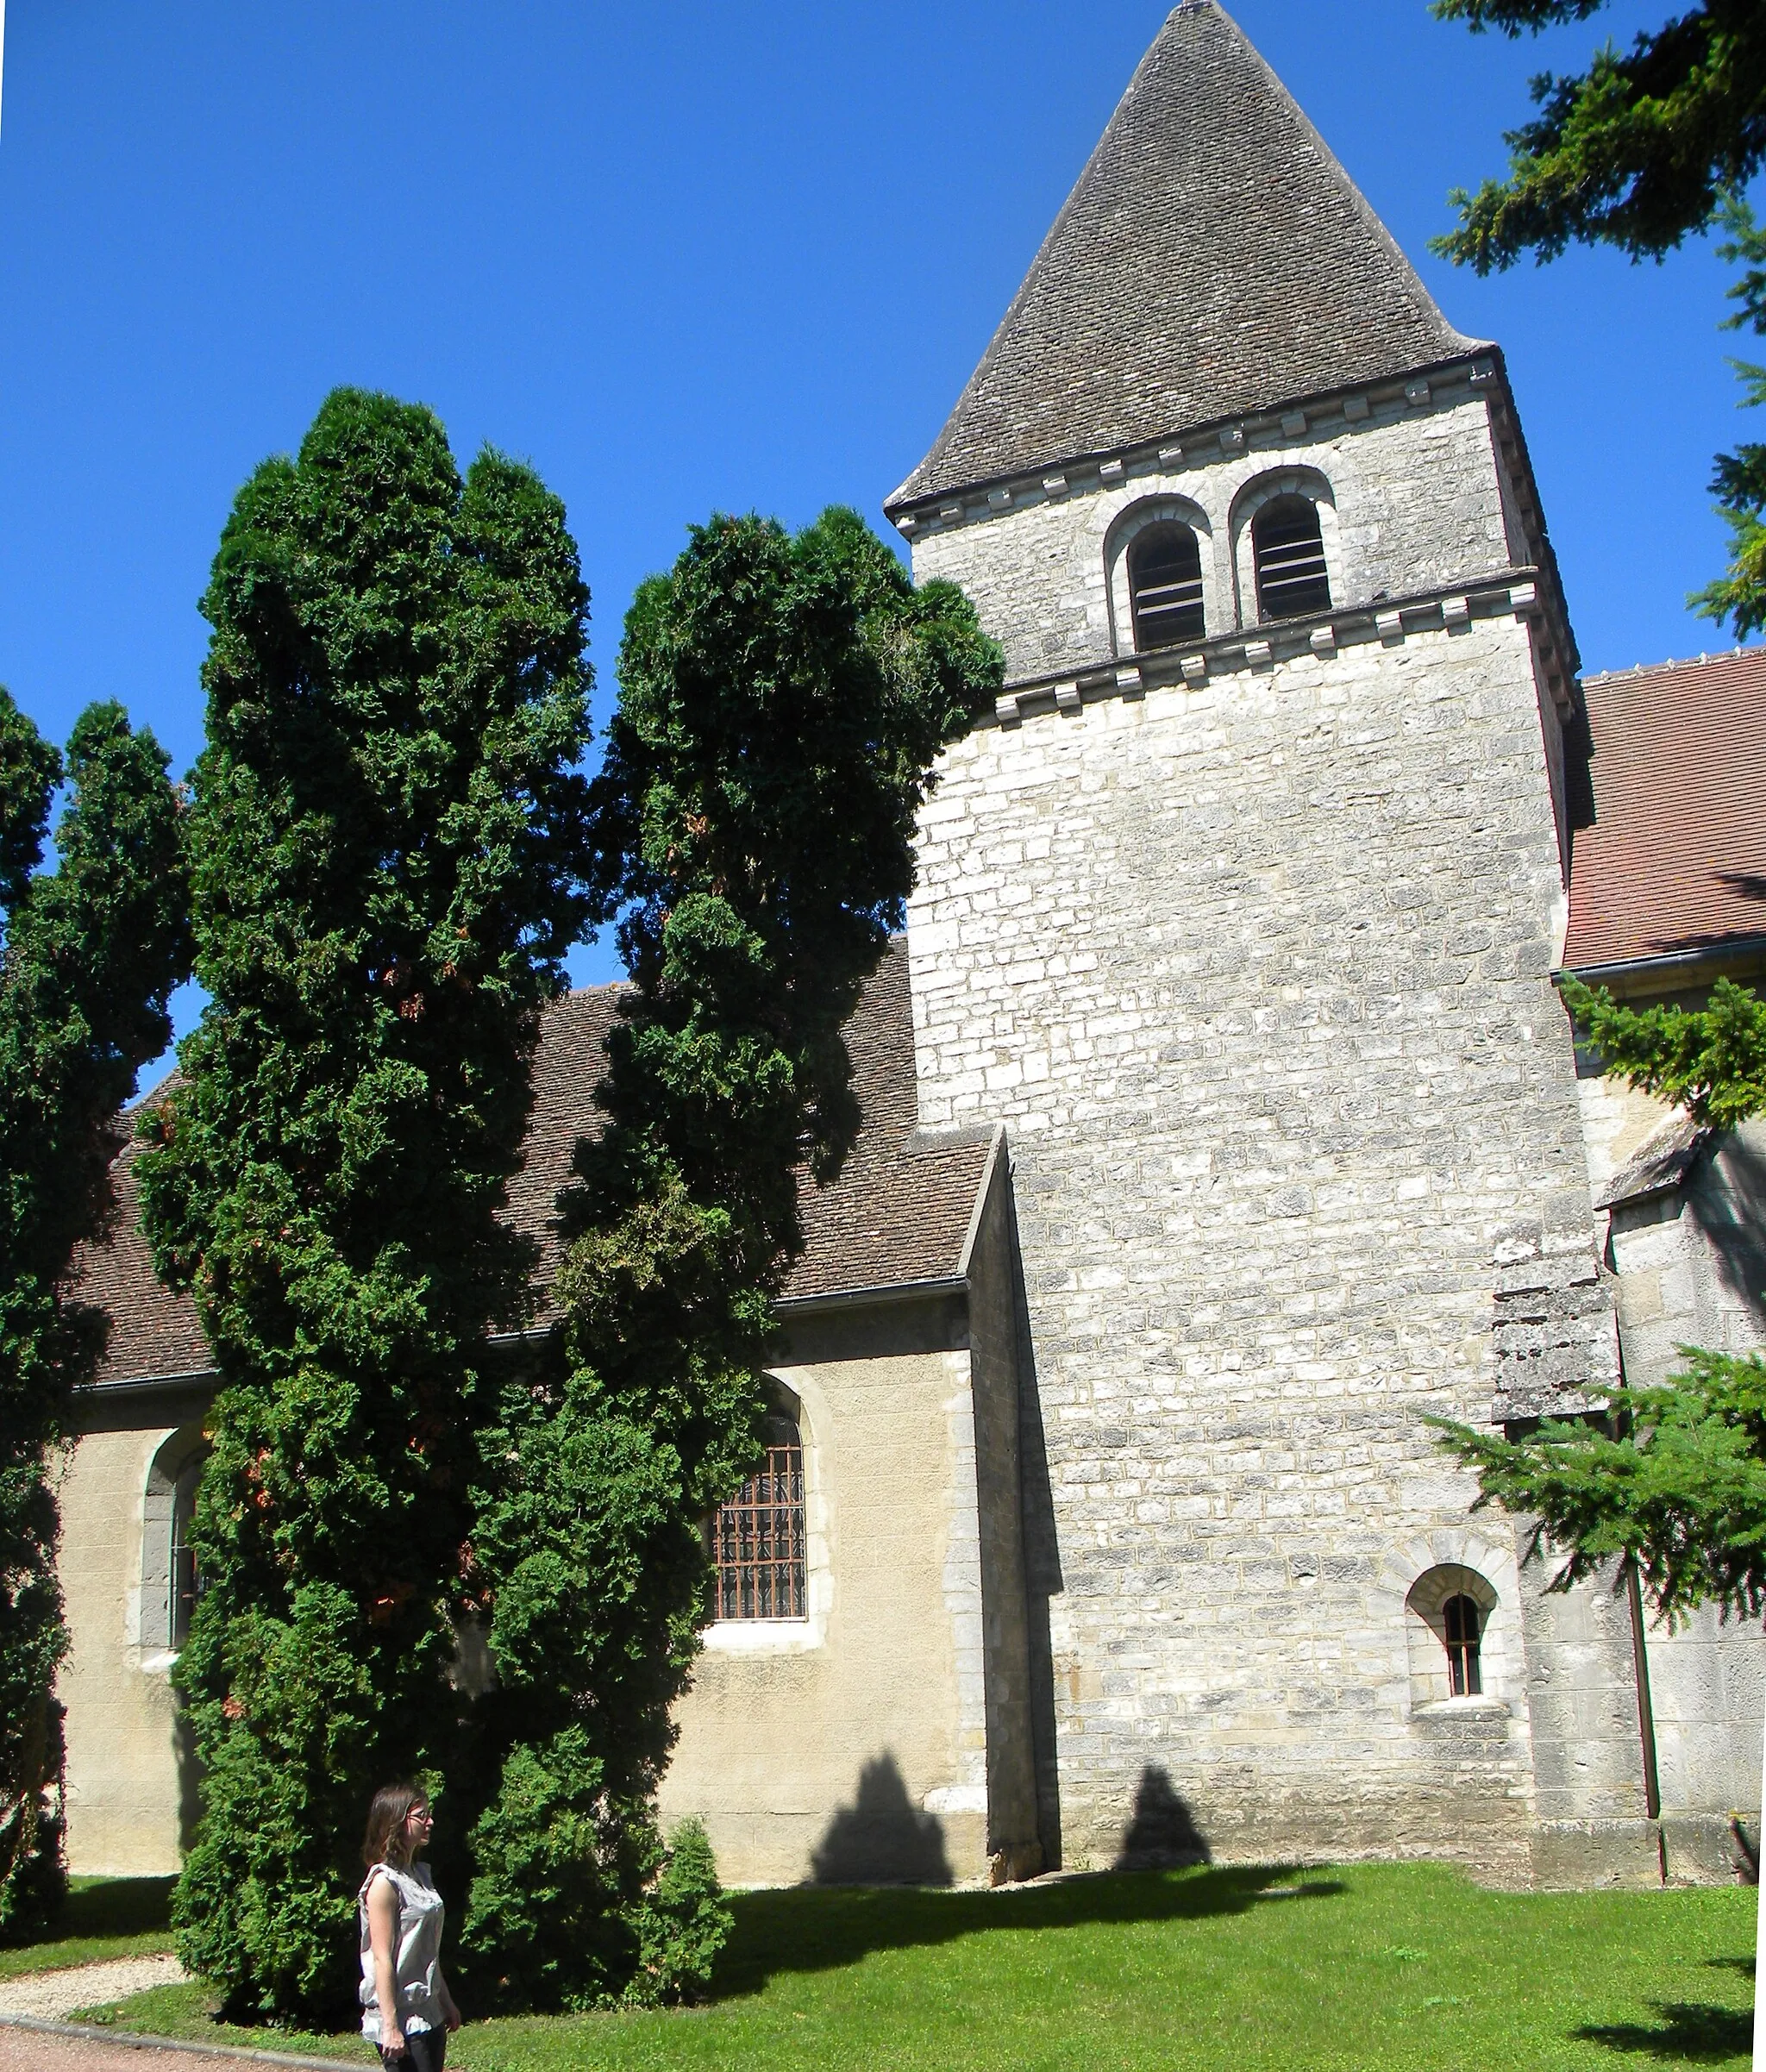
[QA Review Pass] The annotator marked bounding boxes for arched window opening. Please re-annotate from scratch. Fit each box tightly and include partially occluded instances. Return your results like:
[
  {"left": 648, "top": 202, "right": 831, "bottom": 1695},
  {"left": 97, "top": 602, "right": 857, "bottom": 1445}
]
[
  {"left": 142, "top": 1427, "right": 209, "bottom": 1656},
  {"left": 1252, "top": 496, "right": 1331, "bottom": 620},
  {"left": 1128, "top": 523, "right": 1206, "bottom": 649},
  {"left": 713, "top": 1409, "right": 806, "bottom": 1620},
  {"left": 1443, "top": 1593, "right": 1483, "bottom": 1697}
]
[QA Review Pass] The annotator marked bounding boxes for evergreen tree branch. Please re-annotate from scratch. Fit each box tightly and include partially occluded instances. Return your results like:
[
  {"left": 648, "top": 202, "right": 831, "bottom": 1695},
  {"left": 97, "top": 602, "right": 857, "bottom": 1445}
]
[
  {"left": 1432, "top": 977, "right": 1766, "bottom": 1631},
  {"left": 1431, "top": 3, "right": 1766, "bottom": 270}
]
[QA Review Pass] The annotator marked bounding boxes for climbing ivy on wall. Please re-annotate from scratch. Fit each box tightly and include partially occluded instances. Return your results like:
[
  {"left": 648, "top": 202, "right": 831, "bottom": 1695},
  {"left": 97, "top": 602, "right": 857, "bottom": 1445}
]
[
  {"left": 136, "top": 388, "right": 594, "bottom": 2015},
  {"left": 460, "top": 507, "right": 1001, "bottom": 2008},
  {"left": 0, "top": 695, "right": 188, "bottom": 1937}
]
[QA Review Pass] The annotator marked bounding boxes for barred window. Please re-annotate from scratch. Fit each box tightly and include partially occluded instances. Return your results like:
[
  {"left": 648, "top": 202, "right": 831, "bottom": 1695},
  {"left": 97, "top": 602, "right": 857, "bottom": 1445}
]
[
  {"left": 1128, "top": 522, "right": 1206, "bottom": 649},
  {"left": 713, "top": 1410, "right": 806, "bottom": 1620},
  {"left": 170, "top": 1461, "right": 204, "bottom": 1650},
  {"left": 1252, "top": 495, "right": 1331, "bottom": 619},
  {"left": 1443, "top": 1593, "right": 1483, "bottom": 1697}
]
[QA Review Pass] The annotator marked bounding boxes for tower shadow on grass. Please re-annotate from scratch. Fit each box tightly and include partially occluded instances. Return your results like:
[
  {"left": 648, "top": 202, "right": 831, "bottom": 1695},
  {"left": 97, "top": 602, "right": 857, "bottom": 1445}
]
[
  {"left": 1574, "top": 2001, "right": 1753, "bottom": 2063},
  {"left": 717, "top": 1862, "right": 1344, "bottom": 1997}
]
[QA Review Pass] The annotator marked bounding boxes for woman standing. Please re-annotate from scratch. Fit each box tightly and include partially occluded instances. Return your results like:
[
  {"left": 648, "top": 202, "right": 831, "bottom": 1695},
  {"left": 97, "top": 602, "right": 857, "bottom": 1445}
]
[{"left": 359, "top": 1782, "right": 462, "bottom": 2069}]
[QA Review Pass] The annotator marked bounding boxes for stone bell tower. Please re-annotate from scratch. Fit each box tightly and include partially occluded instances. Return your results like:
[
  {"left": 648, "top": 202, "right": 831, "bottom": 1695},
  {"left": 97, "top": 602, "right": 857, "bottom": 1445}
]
[{"left": 886, "top": 0, "right": 1661, "bottom": 1885}]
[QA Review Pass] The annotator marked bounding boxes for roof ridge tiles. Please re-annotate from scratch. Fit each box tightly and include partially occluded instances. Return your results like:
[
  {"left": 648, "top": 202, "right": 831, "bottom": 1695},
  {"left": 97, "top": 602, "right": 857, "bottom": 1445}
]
[
  {"left": 1582, "top": 645, "right": 1764, "bottom": 685},
  {"left": 887, "top": 0, "right": 1480, "bottom": 512}
]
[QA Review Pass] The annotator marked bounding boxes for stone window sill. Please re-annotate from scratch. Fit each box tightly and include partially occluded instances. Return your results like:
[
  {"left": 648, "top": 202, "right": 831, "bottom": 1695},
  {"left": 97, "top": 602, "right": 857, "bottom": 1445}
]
[
  {"left": 702, "top": 1618, "right": 824, "bottom": 1656},
  {"left": 1411, "top": 1696, "right": 1510, "bottom": 1721}
]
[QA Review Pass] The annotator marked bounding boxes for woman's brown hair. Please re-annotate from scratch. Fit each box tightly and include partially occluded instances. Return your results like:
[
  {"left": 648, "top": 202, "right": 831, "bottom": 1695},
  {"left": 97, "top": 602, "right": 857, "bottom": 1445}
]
[{"left": 362, "top": 1781, "right": 427, "bottom": 1870}]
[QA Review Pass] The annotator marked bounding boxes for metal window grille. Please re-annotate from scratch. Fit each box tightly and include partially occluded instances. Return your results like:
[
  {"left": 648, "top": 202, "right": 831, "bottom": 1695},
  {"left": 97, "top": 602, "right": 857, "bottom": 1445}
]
[
  {"left": 1128, "top": 523, "right": 1206, "bottom": 649},
  {"left": 1252, "top": 497, "right": 1332, "bottom": 619},
  {"left": 1443, "top": 1593, "right": 1483, "bottom": 1697},
  {"left": 714, "top": 1425, "right": 806, "bottom": 1621},
  {"left": 169, "top": 1499, "right": 202, "bottom": 1650}
]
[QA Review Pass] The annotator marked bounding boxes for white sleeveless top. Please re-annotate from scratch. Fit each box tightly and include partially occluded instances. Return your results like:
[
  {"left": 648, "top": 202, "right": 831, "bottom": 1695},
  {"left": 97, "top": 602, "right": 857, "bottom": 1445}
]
[{"left": 359, "top": 1861, "right": 446, "bottom": 2042}]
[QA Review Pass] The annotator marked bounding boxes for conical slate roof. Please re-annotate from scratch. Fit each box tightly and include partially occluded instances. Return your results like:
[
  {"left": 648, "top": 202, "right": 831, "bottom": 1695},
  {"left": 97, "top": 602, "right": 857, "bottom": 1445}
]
[{"left": 888, "top": 1, "right": 1480, "bottom": 510}]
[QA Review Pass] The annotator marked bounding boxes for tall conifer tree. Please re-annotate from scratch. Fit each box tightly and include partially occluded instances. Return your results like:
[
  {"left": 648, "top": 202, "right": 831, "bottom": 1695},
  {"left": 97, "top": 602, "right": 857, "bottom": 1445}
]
[
  {"left": 137, "top": 388, "right": 592, "bottom": 2014},
  {"left": 0, "top": 694, "right": 188, "bottom": 1935},
  {"left": 459, "top": 509, "right": 1001, "bottom": 2008}
]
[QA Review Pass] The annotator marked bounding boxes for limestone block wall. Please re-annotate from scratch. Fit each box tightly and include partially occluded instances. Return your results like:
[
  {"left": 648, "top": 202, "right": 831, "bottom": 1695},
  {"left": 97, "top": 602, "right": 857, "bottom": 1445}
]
[
  {"left": 906, "top": 375, "right": 1519, "bottom": 686},
  {"left": 660, "top": 1302, "right": 998, "bottom": 1885},
  {"left": 902, "top": 588, "right": 1640, "bottom": 1878}
]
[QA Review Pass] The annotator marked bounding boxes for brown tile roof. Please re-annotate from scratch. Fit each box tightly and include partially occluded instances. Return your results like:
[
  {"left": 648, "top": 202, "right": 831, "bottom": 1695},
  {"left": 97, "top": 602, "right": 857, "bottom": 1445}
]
[
  {"left": 72, "top": 944, "right": 990, "bottom": 1388},
  {"left": 1562, "top": 649, "right": 1766, "bottom": 973}
]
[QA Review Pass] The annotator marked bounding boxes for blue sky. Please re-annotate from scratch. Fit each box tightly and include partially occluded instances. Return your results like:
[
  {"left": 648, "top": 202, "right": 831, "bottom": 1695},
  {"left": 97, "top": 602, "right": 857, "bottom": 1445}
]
[{"left": 0, "top": 0, "right": 1740, "bottom": 1032}]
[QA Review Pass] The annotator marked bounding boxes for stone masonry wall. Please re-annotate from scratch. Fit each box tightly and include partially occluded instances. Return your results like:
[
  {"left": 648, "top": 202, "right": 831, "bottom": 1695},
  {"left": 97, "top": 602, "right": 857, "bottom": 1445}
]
[{"left": 902, "top": 425, "right": 1645, "bottom": 1877}]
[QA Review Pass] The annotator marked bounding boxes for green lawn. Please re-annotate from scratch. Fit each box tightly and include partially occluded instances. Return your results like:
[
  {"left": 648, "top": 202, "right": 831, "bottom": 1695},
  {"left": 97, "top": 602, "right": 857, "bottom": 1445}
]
[
  {"left": 65, "top": 1862, "right": 1758, "bottom": 2071},
  {"left": 0, "top": 1875, "right": 176, "bottom": 1981}
]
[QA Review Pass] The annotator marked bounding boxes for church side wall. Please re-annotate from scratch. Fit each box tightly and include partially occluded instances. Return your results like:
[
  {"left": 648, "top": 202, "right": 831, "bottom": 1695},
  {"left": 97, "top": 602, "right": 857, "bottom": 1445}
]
[
  {"left": 660, "top": 1308, "right": 993, "bottom": 1885},
  {"left": 59, "top": 1426, "right": 189, "bottom": 1876},
  {"left": 903, "top": 493, "right": 1647, "bottom": 1879}
]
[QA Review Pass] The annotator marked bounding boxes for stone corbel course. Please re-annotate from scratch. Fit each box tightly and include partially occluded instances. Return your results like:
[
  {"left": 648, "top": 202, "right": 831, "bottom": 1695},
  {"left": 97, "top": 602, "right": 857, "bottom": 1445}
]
[{"left": 982, "top": 570, "right": 1559, "bottom": 730}]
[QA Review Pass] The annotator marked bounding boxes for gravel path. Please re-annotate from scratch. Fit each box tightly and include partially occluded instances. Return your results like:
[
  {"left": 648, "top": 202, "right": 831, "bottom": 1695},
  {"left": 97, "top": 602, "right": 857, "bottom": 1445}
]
[{"left": 0, "top": 1955, "right": 187, "bottom": 2020}]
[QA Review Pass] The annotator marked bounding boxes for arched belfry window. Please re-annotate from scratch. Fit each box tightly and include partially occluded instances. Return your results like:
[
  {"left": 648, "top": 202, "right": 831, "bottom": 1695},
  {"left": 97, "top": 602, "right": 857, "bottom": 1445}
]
[
  {"left": 1128, "top": 523, "right": 1206, "bottom": 650},
  {"left": 1252, "top": 495, "right": 1331, "bottom": 619},
  {"left": 713, "top": 1407, "right": 806, "bottom": 1620},
  {"left": 1443, "top": 1593, "right": 1483, "bottom": 1697}
]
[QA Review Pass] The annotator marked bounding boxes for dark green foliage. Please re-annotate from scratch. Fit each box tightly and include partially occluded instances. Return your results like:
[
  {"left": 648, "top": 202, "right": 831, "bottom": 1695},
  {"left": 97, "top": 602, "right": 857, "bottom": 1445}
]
[
  {"left": 1433, "top": 3, "right": 1766, "bottom": 630},
  {"left": 1562, "top": 974, "right": 1766, "bottom": 1129},
  {"left": 1431, "top": 1349, "right": 1766, "bottom": 1618},
  {"left": 136, "top": 387, "right": 592, "bottom": 2018},
  {"left": 0, "top": 695, "right": 188, "bottom": 1937},
  {"left": 1431, "top": 1, "right": 1766, "bottom": 270},
  {"left": 1432, "top": 979, "right": 1766, "bottom": 1622},
  {"left": 459, "top": 509, "right": 1000, "bottom": 2008},
  {"left": 1689, "top": 197, "right": 1766, "bottom": 634},
  {"left": 635, "top": 1817, "right": 729, "bottom": 2005}
]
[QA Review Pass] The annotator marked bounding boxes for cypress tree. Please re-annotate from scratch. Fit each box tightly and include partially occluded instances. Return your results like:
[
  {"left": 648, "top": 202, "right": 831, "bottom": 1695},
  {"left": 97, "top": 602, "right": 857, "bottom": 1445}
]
[
  {"left": 136, "top": 388, "right": 592, "bottom": 2016},
  {"left": 458, "top": 508, "right": 1001, "bottom": 2007},
  {"left": 0, "top": 694, "right": 188, "bottom": 1935}
]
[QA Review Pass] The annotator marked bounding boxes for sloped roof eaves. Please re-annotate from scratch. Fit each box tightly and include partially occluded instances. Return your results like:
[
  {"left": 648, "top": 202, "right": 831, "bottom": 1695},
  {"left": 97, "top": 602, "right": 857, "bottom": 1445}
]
[
  {"left": 72, "top": 947, "right": 991, "bottom": 1390},
  {"left": 888, "top": 0, "right": 1478, "bottom": 510},
  {"left": 1563, "top": 650, "right": 1766, "bottom": 973}
]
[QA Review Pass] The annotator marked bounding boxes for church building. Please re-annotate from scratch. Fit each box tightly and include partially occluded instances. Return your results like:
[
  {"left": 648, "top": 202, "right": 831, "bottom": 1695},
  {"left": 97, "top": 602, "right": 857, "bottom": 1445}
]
[{"left": 58, "top": 1, "right": 1766, "bottom": 1893}]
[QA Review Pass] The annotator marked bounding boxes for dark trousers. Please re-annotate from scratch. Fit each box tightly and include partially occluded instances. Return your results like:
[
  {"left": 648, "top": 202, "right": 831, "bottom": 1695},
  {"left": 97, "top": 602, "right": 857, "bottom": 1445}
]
[{"left": 379, "top": 2032, "right": 445, "bottom": 2072}]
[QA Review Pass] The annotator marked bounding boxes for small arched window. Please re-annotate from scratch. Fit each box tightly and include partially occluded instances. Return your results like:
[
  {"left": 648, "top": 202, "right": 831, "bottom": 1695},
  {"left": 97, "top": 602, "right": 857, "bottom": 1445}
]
[
  {"left": 713, "top": 1409, "right": 806, "bottom": 1620},
  {"left": 1443, "top": 1593, "right": 1483, "bottom": 1696},
  {"left": 1127, "top": 523, "right": 1206, "bottom": 650},
  {"left": 1252, "top": 496, "right": 1331, "bottom": 620},
  {"left": 142, "top": 1427, "right": 208, "bottom": 1656}
]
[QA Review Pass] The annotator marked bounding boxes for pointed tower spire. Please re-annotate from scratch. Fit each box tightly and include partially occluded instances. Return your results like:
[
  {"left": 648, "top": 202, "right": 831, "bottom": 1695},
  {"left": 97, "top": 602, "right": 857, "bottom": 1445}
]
[{"left": 889, "top": 1, "right": 1478, "bottom": 511}]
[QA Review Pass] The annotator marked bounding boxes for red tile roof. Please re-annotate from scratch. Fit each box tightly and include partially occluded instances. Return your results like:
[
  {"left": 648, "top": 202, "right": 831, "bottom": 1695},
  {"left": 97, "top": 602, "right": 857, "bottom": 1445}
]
[
  {"left": 72, "top": 944, "right": 988, "bottom": 1388},
  {"left": 1563, "top": 648, "right": 1766, "bottom": 973}
]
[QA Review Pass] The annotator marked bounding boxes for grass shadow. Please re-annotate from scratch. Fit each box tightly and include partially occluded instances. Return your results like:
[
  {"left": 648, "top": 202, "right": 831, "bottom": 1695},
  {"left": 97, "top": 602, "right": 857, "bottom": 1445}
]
[
  {"left": 1575, "top": 2002, "right": 1752, "bottom": 2063},
  {"left": 60, "top": 1876, "right": 176, "bottom": 1940},
  {"left": 715, "top": 1864, "right": 1346, "bottom": 1997}
]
